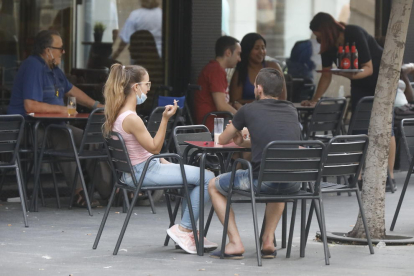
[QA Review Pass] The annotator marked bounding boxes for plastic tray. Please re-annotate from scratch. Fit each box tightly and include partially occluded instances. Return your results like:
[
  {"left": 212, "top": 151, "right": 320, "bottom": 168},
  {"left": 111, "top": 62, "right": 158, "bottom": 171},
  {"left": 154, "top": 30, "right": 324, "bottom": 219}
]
[{"left": 316, "top": 69, "right": 364, "bottom": 73}]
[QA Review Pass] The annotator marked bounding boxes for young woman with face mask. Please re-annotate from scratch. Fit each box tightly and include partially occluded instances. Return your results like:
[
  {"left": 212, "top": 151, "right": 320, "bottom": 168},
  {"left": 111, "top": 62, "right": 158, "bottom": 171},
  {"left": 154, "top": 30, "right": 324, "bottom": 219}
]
[{"left": 103, "top": 64, "right": 217, "bottom": 254}]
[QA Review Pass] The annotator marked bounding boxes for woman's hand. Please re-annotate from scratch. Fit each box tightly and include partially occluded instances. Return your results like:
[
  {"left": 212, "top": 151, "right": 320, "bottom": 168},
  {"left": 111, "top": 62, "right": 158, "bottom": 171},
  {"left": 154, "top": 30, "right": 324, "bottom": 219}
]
[
  {"left": 301, "top": 100, "right": 317, "bottom": 107},
  {"left": 163, "top": 100, "right": 178, "bottom": 119}
]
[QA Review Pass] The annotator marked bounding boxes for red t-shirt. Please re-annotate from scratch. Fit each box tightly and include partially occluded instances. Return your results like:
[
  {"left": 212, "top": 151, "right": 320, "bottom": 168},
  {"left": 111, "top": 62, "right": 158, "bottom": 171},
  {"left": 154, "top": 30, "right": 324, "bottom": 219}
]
[{"left": 195, "top": 60, "right": 229, "bottom": 131}]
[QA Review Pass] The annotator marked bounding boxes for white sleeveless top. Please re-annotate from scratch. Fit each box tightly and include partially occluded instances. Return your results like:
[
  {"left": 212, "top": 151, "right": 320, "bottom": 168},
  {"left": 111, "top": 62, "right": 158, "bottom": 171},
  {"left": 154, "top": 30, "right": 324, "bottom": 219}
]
[{"left": 113, "top": 110, "right": 152, "bottom": 166}]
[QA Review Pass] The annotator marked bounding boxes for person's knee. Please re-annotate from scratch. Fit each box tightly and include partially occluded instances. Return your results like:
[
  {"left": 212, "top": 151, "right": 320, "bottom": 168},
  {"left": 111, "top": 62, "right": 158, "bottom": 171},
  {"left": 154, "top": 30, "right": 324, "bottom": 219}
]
[{"left": 208, "top": 177, "right": 218, "bottom": 195}]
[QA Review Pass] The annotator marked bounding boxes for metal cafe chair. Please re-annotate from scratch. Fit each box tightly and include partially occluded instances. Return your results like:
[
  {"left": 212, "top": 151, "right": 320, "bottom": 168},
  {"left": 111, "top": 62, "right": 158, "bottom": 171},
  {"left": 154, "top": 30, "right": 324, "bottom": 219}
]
[
  {"left": 390, "top": 118, "right": 414, "bottom": 231},
  {"left": 146, "top": 106, "right": 180, "bottom": 153},
  {"left": 162, "top": 125, "right": 217, "bottom": 247},
  {"left": 0, "top": 115, "right": 29, "bottom": 227},
  {"left": 304, "top": 135, "right": 374, "bottom": 254},
  {"left": 305, "top": 97, "right": 347, "bottom": 141},
  {"left": 32, "top": 108, "right": 108, "bottom": 216},
  {"left": 219, "top": 140, "right": 329, "bottom": 266},
  {"left": 92, "top": 131, "right": 199, "bottom": 255}
]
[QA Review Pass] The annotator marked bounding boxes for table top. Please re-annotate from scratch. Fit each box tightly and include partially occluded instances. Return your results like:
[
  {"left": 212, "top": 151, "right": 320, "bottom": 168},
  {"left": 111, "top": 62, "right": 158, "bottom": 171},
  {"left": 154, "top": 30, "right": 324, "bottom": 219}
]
[
  {"left": 27, "top": 113, "right": 92, "bottom": 119},
  {"left": 184, "top": 141, "right": 250, "bottom": 151}
]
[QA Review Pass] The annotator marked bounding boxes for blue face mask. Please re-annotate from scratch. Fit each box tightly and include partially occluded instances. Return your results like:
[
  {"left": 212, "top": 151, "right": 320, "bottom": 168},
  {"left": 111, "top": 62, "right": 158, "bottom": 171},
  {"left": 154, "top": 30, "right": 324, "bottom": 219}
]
[{"left": 136, "top": 86, "right": 147, "bottom": 105}]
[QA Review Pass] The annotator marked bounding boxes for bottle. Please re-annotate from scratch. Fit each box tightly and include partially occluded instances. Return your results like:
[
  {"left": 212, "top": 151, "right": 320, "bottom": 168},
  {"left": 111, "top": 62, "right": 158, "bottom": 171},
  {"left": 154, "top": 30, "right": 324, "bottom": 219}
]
[
  {"left": 351, "top": 42, "right": 359, "bottom": 69},
  {"left": 337, "top": 45, "right": 344, "bottom": 69},
  {"left": 341, "top": 43, "right": 351, "bottom": 69}
]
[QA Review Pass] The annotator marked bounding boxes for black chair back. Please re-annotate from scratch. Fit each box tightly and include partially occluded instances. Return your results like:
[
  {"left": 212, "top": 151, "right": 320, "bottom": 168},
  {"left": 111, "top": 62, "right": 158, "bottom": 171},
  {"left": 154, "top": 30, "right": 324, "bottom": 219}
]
[
  {"left": 173, "top": 125, "right": 212, "bottom": 157},
  {"left": 347, "top": 96, "right": 374, "bottom": 135},
  {"left": 0, "top": 115, "right": 25, "bottom": 165},
  {"left": 400, "top": 118, "right": 414, "bottom": 162},
  {"left": 78, "top": 108, "right": 105, "bottom": 154},
  {"left": 322, "top": 135, "right": 369, "bottom": 184},
  {"left": 147, "top": 106, "right": 180, "bottom": 151},
  {"left": 306, "top": 97, "right": 347, "bottom": 139},
  {"left": 256, "top": 140, "right": 325, "bottom": 195},
  {"left": 105, "top": 131, "right": 138, "bottom": 185}
]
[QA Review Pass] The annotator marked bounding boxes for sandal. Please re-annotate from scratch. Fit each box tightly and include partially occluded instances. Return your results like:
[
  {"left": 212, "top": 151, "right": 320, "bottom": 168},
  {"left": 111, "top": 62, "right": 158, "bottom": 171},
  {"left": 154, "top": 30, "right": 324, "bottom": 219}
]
[{"left": 72, "top": 190, "right": 99, "bottom": 208}]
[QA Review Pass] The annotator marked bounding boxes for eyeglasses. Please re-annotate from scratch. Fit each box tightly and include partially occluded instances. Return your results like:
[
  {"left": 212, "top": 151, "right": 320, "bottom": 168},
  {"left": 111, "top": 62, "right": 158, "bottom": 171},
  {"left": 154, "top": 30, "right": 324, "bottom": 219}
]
[
  {"left": 49, "top": 46, "right": 65, "bottom": 53},
  {"left": 138, "top": 82, "right": 151, "bottom": 89}
]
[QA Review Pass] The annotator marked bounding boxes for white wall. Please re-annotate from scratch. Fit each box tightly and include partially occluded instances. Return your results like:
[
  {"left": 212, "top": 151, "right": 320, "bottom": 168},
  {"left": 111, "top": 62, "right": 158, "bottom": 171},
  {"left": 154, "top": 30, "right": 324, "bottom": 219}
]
[{"left": 227, "top": 0, "right": 257, "bottom": 41}]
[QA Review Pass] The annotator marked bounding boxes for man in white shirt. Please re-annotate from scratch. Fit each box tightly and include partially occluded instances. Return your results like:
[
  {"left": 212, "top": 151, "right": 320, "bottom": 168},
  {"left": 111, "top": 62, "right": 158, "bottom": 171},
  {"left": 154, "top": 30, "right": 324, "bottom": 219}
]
[{"left": 112, "top": 0, "right": 162, "bottom": 59}]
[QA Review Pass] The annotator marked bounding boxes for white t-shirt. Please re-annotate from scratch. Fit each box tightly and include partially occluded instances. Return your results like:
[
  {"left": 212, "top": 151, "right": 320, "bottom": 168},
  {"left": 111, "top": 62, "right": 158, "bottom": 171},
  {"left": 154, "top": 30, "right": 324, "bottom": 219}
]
[{"left": 119, "top": 7, "right": 162, "bottom": 57}]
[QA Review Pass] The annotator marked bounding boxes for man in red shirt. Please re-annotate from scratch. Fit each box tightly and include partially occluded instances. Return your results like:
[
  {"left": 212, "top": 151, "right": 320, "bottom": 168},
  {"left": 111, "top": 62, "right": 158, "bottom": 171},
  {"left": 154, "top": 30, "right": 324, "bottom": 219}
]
[{"left": 195, "top": 36, "right": 242, "bottom": 131}]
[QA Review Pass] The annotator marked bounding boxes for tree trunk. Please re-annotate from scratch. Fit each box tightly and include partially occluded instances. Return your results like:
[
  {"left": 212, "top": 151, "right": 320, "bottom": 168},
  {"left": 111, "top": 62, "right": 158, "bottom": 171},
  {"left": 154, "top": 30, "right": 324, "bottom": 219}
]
[{"left": 348, "top": 0, "right": 413, "bottom": 239}]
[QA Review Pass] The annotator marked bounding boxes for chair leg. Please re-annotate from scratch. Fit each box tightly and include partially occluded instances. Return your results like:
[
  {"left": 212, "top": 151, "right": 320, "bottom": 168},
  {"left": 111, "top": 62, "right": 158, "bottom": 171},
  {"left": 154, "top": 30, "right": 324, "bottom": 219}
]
[
  {"left": 250, "top": 196, "right": 262, "bottom": 266},
  {"left": 93, "top": 186, "right": 117, "bottom": 249},
  {"left": 16, "top": 166, "right": 29, "bottom": 228},
  {"left": 304, "top": 199, "right": 315, "bottom": 247},
  {"left": 122, "top": 189, "right": 130, "bottom": 212},
  {"left": 204, "top": 206, "right": 215, "bottom": 238},
  {"left": 316, "top": 198, "right": 330, "bottom": 265},
  {"left": 146, "top": 190, "right": 156, "bottom": 214},
  {"left": 390, "top": 165, "right": 412, "bottom": 231},
  {"left": 73, "top": 155, "right": 93, "bottom": 216},
  {"left": 300, "top": 199, "right": 307, "bottom": 257},
  {"left": 68, "top": 167, "right": 79, "bottom": 209},
  {"left": 164, "top": 194, "right": 173, "bottom": 246},
  {"left": 164, "top": 195, "right": 181, "bottom": 246},
  {"left": 17, "top": 156, "right": 29, "bottom": 212},
  {"left": 286, "top": 200, "right": 297, "bottom": 258},
  {"left": 282, "top": 203, "right": 287, "bottom": 249},
  {"left": 49, "top": 160, "right": 60, "bottom": 209},
  {"left": 355, "top": 189, "right": 374, "bottom": 254}
]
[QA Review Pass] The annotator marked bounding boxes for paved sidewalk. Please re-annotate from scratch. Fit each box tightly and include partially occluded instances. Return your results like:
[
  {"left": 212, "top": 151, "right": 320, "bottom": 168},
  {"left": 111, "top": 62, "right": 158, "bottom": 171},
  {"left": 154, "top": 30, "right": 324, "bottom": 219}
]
[{"left": 1, "top": 171, "right": 414, "bottom": 276}]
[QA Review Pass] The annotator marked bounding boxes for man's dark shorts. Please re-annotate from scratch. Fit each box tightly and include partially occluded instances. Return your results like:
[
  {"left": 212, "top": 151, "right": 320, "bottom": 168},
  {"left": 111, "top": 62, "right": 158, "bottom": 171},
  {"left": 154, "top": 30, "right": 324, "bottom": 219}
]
[{"left": 215, "top": 169, "right": 301, "bottom": 196}]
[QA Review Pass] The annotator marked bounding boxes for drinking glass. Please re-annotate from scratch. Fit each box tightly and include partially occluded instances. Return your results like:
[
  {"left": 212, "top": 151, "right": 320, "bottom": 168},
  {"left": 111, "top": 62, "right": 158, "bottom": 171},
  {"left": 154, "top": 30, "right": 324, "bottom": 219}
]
[
  {"left": 67, "top": 97, "right": 76, "bottom": 116},
  {"left": 214, "top": 118, "right": 224, "bottom": 145}
]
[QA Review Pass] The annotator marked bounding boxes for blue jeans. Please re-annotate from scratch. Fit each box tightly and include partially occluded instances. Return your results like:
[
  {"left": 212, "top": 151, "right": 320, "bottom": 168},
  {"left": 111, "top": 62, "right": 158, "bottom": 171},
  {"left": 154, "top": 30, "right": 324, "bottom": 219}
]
[
  {"left": 215, "top": 169, "right": 301, "bottom": 196},
  {"left": 122, "top": 158, "right": 215, "bottom": 230}
]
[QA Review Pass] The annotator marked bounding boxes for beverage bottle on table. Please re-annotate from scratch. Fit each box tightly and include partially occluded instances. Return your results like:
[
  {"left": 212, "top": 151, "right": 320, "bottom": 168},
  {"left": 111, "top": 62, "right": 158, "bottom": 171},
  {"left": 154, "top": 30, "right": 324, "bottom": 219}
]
[
  {"left": 341, "top": 43, "right": 351, "bottom": 69},
  {"left": 337, "top": 45, "right": 344, "bottom": 69},
  {"left": 351, "top": 42, "right": 359, "bottom": 69}
]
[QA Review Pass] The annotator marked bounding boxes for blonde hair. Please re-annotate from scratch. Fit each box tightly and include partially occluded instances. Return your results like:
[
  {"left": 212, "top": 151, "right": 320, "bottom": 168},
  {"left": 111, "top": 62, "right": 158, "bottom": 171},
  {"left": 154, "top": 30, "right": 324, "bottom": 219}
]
[{"left": 103, "top": 64, "right": 147, "bottom": 137}]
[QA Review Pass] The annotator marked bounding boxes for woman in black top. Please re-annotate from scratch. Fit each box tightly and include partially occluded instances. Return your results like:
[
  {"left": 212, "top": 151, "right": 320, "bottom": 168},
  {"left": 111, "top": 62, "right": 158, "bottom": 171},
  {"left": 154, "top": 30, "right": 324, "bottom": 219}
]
[
  {"left": 303, "top": 12, "right": 397, "bottom": 188},
  {"left": 302, "top": 12, "right": 383, "bottom": 109}
]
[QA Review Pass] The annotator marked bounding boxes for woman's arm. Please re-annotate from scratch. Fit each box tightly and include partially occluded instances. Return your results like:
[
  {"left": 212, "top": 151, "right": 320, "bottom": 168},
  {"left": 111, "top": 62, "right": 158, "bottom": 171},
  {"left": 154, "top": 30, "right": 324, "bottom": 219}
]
[
  {"left": 267, "top": 61, "right": 287, "bottom": 100},
  {"left": 123, "top": 103, "right": 178, "bottom": 154},
  {"left": 301, "top": 67, "right": 332, "bottom": 106}
]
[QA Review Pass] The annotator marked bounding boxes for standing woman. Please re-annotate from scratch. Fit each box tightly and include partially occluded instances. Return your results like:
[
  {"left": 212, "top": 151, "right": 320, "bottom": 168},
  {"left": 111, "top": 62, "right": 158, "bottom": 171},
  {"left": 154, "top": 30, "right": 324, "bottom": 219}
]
[
  {"left": 230, "top": 33, "right": 286, "bottom": 105},
  {"left": 301, "top": 12, "right": 383, "bottom": 109},
  {"left": 103, "top": 64, "right": 217, "bottom": 254},
  {"left": 303, "top": 12, "right": 397, "bottom": 186}
]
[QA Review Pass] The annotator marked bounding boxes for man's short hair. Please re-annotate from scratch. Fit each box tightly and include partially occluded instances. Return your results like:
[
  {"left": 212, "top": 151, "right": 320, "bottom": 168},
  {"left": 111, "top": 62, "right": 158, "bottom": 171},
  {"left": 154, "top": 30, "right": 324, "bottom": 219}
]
[
  {"left": 256, "top": 68, "right": 284, "bottom": 98},
  {"left": 32, "top": 30, "right": 61, "bottom": 56},
  {"left": 215, "top": 36, "right": 239, "bottom": 57}
]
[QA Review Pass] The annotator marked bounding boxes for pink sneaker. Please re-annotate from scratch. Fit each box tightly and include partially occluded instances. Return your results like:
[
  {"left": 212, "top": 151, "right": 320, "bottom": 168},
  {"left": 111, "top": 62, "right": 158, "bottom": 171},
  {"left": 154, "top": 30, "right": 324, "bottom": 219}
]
[
  {"left": 197, "top": 231, "right": 218, "bottom": 249},
  {"left": 167, "top": 225, "right": 197, "bottom": 254}
]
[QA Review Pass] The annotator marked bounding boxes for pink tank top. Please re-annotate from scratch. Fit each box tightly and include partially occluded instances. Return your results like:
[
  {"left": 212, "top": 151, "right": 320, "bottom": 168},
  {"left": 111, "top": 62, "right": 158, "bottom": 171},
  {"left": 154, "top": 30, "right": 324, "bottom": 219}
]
[{"left": 113, "top": 110, "right": 153, "bottom": 166}]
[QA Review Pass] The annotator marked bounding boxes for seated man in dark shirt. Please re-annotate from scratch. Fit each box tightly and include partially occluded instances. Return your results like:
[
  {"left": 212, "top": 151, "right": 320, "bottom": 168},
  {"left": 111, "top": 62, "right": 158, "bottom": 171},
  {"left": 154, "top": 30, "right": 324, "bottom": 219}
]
[
  {"left": 208, "top": 68, "right": 302, "bottom": 259},
  {"left": 7, "top": 30, "right": 110, "bottom": 207}
]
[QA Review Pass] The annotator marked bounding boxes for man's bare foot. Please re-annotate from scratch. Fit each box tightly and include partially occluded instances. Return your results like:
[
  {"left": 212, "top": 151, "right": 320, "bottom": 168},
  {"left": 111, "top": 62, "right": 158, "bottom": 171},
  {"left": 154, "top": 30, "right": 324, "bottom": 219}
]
[
  {"left": 262, "top": 238, "right": 276, "bottom": 253},
  {"left": 224, "top": 241, "right": 245, "bottom": 255}
]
